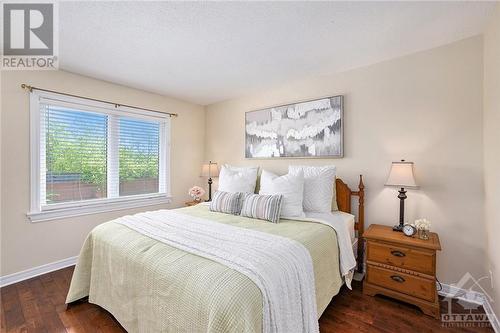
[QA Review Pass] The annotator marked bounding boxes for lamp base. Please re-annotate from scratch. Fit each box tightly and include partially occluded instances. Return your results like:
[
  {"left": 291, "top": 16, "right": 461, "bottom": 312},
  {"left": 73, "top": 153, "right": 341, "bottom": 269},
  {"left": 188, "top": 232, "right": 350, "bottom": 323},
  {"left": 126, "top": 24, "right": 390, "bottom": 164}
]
[
  {"left": 207, "top": 177, "right": 213, "bottom": 202},
  {"left": 393, "top": 187, "right": 407, "bottom": 232},
  {"left": 393, "top": 224, "right": 404, "bottom": 232}
]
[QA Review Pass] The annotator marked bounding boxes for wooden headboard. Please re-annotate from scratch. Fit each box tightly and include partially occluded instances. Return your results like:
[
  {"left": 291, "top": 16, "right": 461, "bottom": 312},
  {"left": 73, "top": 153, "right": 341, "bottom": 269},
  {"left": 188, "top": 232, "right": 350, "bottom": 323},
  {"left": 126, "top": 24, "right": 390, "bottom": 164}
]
[{"left": 336, "top": 175, "right": 365, "bottom": 273}]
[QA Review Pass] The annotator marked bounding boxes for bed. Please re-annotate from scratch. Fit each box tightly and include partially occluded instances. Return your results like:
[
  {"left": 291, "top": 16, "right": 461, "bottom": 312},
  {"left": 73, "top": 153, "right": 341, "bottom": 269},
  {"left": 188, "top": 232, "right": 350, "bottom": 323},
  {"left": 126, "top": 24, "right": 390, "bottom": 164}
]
[{"left": 66, "top": 176, "right": 365, "bottom": 333}]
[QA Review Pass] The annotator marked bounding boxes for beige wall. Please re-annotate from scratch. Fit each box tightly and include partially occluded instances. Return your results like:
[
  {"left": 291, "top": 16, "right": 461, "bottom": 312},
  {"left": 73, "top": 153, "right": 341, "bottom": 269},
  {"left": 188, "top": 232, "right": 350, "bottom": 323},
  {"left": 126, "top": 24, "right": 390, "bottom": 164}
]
[
  {"left": 483, "top": 4, "right": 500, "bottom": 318},
  {"left": 0, "top": 28, "right": 495, "bottom": 312},
  {"left": 0, "top": 70, "right": 205, "bottom": 276},
  {"left": 206, "top": 36, "right": 488, "bottom": 285}
]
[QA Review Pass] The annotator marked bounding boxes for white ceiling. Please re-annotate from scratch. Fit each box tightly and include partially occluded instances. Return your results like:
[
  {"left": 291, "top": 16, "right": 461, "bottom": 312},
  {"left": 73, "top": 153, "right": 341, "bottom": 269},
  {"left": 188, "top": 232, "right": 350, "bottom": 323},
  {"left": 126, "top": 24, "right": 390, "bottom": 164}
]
[{"left": 59, "top": 1, "right": 496, "bottom": 105}]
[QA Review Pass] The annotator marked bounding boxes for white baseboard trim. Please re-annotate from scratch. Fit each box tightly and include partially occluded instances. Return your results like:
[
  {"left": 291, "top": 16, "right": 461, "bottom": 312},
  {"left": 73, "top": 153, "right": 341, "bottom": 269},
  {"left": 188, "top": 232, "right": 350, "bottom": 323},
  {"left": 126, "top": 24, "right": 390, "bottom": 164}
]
[
  {"left": 0, "top": 256, "right": 78, "bottom": 288},
  {"left": 439, "top": 282, "right": 500, "bottom": 333},
  {"left": 483, "top": 297, "right": 500, "bottom": 333}
]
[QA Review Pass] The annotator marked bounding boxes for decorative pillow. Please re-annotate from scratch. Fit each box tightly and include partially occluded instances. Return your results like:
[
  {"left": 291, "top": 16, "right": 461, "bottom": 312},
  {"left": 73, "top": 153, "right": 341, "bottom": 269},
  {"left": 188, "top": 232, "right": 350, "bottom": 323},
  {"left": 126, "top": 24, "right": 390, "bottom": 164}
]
[
  {"left": 218, "top": 165, "right": 259, "bottom": 193},
  {"left": 209, "top": 191, "right": 242, "bottom": 215},
  {"left": 259, "top": 170, "right": 305, "bottom": 218},
  {"left": 289, "top": 165, "right": 337, "bottom": 212},
  {"left": 240, "top": 193, "right": 283, "bottom": 224}
]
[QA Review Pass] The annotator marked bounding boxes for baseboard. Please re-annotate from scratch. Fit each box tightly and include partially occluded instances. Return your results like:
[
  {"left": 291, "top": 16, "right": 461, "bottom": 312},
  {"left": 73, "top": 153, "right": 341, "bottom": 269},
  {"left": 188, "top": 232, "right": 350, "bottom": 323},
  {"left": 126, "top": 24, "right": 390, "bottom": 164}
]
[
  {"left": 439, "top": 283, "right": 485, "bottom": 304},
  {"left": 439, "top": 282, "right": 500, "bottom": 333},
  {"left": 0, "top": 256, "right": 78, "bottom": 288},
  {"left": 483, "top": 297, "right": 500, "bottom": 333}
]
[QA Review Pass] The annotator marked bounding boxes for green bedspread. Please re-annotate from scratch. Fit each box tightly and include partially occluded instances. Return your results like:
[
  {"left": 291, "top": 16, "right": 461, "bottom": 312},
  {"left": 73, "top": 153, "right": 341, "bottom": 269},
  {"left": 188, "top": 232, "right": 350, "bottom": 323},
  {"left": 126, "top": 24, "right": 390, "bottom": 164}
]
[{"left": 66, "top": 204, "right": 343, "bottom": 332}]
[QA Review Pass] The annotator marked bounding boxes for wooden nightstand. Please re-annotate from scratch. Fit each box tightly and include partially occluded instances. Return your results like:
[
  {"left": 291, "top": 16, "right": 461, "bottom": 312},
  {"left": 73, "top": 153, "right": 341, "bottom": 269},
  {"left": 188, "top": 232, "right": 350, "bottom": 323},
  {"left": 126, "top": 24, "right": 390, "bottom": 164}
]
[
  {"left": 185, "top": 200, "right": 202, "bottom": 207},
  {"left": 363, "top": 224, "right": 442, "bottom": 318}
]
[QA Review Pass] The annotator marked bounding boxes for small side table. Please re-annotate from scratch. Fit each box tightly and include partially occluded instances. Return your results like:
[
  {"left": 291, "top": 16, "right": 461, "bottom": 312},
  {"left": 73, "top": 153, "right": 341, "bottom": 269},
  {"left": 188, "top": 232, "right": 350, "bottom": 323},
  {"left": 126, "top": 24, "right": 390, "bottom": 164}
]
[{"left": 363, "top": 224, "right": 442, "bottom": 318}]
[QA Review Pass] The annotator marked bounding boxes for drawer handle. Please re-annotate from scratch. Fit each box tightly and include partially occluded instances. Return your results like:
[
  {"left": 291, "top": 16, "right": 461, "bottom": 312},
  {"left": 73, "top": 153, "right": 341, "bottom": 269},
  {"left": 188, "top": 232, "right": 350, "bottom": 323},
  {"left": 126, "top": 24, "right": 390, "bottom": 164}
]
[
  {"left": 391, "top": 275, "right": 406, "bottom": 283},
  {"left": 391, "top": 250, "right": 406, "bottom": 257}
]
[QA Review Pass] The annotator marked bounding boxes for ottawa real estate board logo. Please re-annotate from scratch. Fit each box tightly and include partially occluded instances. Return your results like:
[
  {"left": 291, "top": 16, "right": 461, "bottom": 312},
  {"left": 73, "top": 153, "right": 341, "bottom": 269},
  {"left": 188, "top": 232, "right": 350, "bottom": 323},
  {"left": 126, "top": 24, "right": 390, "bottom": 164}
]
[{"left": 2, "top": 2, "right": 58, "bottom": 70}]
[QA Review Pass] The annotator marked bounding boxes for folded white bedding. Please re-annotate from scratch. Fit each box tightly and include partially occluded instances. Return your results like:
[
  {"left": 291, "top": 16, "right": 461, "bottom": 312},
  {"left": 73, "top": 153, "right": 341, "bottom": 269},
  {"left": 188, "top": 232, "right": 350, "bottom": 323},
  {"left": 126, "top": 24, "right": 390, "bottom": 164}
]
[
  {"left": 332, "top": 210, "right": 356, "bottom": 242},
  {"left": 300, "top": 211, "right": 357, "bottom": 289}
]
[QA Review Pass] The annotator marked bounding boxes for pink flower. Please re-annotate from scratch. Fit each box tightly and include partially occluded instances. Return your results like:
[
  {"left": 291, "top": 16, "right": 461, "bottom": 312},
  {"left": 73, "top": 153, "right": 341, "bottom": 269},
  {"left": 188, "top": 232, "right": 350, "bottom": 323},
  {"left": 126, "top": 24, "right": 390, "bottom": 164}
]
[{"left": 188, "top": 186, "right": 206, "bottom": 200}]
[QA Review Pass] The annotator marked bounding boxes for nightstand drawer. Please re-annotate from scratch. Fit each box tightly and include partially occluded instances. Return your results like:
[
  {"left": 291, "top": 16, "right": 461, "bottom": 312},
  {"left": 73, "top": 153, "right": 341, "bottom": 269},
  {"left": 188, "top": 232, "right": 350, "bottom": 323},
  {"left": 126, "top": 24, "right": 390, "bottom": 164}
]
[
  {"left": 367, "top": 241, "right": 435, "bottom": 275},
  {"left": 366, "top": 265, "right": 435, "bottom": 302}
]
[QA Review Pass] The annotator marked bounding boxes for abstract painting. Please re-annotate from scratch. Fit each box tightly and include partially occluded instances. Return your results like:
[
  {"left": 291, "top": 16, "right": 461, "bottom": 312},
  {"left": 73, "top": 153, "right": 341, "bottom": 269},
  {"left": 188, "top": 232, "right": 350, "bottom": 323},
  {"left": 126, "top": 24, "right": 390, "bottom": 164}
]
[{"left": 245, "top": 96, "right": 343, "bottom": 158}]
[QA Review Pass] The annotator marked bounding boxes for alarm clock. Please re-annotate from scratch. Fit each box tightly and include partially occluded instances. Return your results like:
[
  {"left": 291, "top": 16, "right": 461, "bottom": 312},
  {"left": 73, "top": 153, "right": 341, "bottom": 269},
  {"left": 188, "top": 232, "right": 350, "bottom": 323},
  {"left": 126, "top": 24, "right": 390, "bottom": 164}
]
[{"left": 402, "top": 224, "right": 417, "bottom": 237}]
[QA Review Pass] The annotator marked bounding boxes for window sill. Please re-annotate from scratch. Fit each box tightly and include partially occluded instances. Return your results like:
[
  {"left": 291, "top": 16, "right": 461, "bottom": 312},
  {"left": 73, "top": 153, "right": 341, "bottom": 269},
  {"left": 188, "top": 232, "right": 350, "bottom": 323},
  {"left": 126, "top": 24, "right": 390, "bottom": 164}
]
[{"left": 27, "top": 194, "right": 172, "bottom": 223}]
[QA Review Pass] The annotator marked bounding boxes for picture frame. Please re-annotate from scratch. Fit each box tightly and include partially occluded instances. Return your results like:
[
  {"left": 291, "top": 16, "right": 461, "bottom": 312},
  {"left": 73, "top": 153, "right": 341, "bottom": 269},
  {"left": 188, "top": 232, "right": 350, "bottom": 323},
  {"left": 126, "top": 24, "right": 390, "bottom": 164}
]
[{"left": 245, "top": 95, "right": 343, "bottom": 159}]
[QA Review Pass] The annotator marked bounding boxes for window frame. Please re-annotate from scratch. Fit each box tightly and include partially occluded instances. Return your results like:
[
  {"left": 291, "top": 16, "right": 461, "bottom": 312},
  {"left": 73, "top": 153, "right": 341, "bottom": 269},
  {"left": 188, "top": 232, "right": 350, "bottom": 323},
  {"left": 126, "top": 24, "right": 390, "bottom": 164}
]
[{"left": 27, "top": 90, "right": 172, "bottom": 223}]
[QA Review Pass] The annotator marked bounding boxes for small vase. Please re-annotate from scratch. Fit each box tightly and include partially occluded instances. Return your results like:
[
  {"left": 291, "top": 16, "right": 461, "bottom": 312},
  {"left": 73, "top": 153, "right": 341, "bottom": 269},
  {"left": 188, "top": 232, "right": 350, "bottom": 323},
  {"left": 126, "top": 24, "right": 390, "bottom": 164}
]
[{"left": 418, "top": 229, "right": 429, "bottom": 240}]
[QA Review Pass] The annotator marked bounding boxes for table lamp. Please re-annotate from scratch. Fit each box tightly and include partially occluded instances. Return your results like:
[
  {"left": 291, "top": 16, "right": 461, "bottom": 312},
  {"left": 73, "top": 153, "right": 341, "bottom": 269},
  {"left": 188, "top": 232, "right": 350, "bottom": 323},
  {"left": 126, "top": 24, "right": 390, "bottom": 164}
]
[
  {"left": 385, "top": 160, "right": 418, "bottom": 232},
  {"left": 200, "top": 161, "right": 219, "bottom": 201}
]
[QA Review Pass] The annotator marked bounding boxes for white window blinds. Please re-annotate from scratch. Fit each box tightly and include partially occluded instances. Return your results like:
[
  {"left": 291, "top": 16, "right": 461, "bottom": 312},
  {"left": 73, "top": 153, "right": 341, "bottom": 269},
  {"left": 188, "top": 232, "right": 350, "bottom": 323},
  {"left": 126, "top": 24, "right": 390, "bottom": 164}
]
[
  {"left": 43, "top": 106, "right": 108, "bottom": 204},
  {"left": 33, "top": 92, "right": 170, "bottom": 212},
  {"left": 118, "top": 117, "right": 160, "bottom": 197}
]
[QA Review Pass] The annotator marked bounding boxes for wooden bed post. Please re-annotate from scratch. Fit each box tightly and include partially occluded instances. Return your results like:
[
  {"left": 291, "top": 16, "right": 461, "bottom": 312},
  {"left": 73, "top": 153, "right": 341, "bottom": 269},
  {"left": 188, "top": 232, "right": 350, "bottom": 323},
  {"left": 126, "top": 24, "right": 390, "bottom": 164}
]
[
  {"left": 356, "top": 175, "right": 365, "bottom": 273},
  {"left": 336, "top": 175, "right": 365, "bottom": 274}
]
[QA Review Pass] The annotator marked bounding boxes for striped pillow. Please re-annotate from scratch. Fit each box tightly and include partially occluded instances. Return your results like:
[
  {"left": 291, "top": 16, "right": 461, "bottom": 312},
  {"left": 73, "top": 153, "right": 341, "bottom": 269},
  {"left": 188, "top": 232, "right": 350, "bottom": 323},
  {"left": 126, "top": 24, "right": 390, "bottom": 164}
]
[
  {"left": 209, "top": 191, "right": 242, "bottom": 215},
  {"left": 240, "top": 194, "right": 283, "bottom": 224}
]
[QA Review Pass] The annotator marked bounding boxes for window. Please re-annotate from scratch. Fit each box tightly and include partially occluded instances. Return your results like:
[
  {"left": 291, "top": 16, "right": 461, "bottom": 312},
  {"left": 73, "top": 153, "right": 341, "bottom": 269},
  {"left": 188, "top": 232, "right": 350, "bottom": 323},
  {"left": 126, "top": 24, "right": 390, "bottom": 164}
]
[
  {"left": 45, "top": 107, "right": 108, "bottom": 203},
  {"left": 28, "top": 90, "right": 171, "bottom": 222},
  {"left": 118, "top": 117, "right": 160, "bottom": 196}
]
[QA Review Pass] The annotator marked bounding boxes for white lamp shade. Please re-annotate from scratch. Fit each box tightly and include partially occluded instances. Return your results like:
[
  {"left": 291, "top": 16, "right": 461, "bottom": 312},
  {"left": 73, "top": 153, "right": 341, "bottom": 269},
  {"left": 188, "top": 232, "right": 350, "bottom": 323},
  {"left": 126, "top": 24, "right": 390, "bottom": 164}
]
[
  {"left": 201, "top": 162, "right": 219, "bottom": 177},
  {"left": 385, "top": 161, "right": 418, "bottom": 188}
]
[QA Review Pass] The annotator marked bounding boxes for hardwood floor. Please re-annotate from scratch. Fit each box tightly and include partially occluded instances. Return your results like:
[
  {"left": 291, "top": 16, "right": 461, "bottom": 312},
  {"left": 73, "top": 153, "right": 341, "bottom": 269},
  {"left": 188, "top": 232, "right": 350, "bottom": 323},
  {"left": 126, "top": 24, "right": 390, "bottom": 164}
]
[{"left": 0, "top": 266, "right": 494, "bottom": 333}]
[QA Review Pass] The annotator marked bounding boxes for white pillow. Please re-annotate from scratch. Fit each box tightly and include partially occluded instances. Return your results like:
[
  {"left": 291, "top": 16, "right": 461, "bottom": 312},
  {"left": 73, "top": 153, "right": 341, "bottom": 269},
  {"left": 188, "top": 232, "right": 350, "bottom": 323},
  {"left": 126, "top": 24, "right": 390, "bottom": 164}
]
[
  {"left": 259, "top": 170, "right": 305, "bottom": 218},
  {"left": 218, "top": 165, "right": 259, "bottom": 193},
  {"left": 289, "top": 165, "right": 337, "bottom": 213}
]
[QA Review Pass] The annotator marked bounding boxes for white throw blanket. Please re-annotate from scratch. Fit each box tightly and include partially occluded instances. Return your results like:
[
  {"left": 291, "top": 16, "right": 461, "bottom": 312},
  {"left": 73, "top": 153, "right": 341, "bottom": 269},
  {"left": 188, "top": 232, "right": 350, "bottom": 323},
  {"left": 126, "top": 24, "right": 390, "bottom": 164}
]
[
  {"left": 116, "top": 209, "right": 319, "bottom": 333},
  {"left": 302, "top": 212, "right": 358, "bottom": 289}
]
